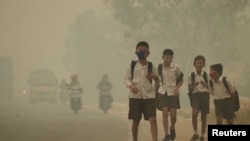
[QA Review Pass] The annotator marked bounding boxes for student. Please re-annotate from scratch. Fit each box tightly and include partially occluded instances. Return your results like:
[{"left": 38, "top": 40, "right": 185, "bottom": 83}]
[
  {"left": 209, "top": 63, "right": 236, "bottom": 125},
  {"left": 124, "top": 41, "right": 159, "bottom": 141},
  {"left": 188, "top": 55, "right": 210, "bottom": 141},
  {"left": 156, "top": 49, "right": 184, "bottom": 141}
]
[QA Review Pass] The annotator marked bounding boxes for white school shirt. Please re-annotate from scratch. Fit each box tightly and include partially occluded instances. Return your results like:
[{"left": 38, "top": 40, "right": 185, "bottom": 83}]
[
  {"left": 124, "top": 61, "right": 157, "bottom": 99},
  {"left": 158, "top": 63, "right": 182, "bottom": 96},
  {"left": 209, "top": 77, "right": 235, "bottom": 100},
  {"left": 187, "top": 71, "right": 209, "bottom": 94}
]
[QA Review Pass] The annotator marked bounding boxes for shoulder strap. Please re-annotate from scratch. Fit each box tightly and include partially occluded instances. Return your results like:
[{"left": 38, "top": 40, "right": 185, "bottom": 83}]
[
  {"left": 158, "top": 64, "right": 163, "bottom": 84},
  {"left": 131, "top": 60, "right": 137, "bottom": 80},
  {"left": 131, "top": 60, "right": 153, "bottom": 83},
  {"left": 210, "top": 77, "right": 231, "bottom": 92},
  {"left": 148, "top": 61, "right": 152, "bottom": 73},
  {"left": 191, "top": 72, "right": 207, "bottom": 84},
  {"left": 209, "top": 77, "right": 231, "bottom": 93},
  {"left": 203, "top": 71, "right": 208, "bottom": 84},
  {"left": 209, "top": 79, "right": 213, "bottom": 88},
  {"left": 148, "top": 61, "right": 153, "bottom": 83},
  {"left": 191, "top": 72, "right": 195, "bottom": 85},
  {"left": 176, "top": 72, "right": 184, "bottom": 84}
]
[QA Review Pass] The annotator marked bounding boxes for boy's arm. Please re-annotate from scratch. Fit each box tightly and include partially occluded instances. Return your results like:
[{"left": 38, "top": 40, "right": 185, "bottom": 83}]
[
  {"left": 124, "top": 62, "right": 133, "bottom": 88},
  {"left": 208, "top": 80, "right": 214, "bottom": 95},
  {"left": 187, "top": 74, "right": 193, "bottom": 92},
  {"left": 149, "top": 65, "right": 160, "bottom": 95},
  {"left": 146, "top": 64, "right": 159, "bottom": 82},
  {"left": 173, "top": 72, "right": 184, "bottom": 95},
  {"left": 176, "top": 78, "right": 184, "bottom": 89}
]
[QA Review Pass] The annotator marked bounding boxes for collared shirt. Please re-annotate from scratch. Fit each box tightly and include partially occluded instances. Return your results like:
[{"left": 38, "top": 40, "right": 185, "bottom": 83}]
[
  {"left": 124, "top": 61, "right": 157, "bottom": 99},
  {"left": 158, "top": 63, "right": 182, "bottom": 96},
  {"left": 209, "top": 77, "right": 235, "bottom": 100},
  {"left": 188, "top": 71, "right": 209, "bottom": 94}
]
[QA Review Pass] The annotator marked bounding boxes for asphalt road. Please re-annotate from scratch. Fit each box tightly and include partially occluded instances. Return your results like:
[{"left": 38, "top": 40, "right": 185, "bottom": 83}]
[
  {"left": 0, "top": 97, "right": 211, "bottom": 141},
  {"left": 0, "top": 99, "right": 130, "bottom": 141}
]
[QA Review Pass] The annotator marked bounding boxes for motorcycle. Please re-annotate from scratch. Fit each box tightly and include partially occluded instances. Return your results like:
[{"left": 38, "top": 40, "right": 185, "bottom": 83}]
[
  {"left": 59, "top": 89, "right": 69, "bottom": 105},
  {"left": 68, "top": 86, "right": 82, "bottom": 114},
  {"left": 99, "top": 91, "right": 113, "bottom": 114}
]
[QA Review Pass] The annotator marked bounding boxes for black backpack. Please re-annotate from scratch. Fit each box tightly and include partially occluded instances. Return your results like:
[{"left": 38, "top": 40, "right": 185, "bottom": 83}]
[
  {"left": 157, "top": 64, "right": 184, "bottom": 85},
  {"left": 187, "top": 72, "right": 208, "bottom": 106},
  {"left": 156, "top": 63, "right": 184, "bottom": 111},
  {"left": 130, "top": 60, "right": 153, "bottom": 83},
  {"left": 209, "top": 77, "right": 240, "bottom": 112}
]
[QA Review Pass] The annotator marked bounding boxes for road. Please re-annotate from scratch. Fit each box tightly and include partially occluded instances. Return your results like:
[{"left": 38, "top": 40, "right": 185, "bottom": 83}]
[
  {"left": 0, "top": 98, "right": 210, "bottom": 141},
  {"left": 0, "top": 99, "right": 130, "bottom": 141}
]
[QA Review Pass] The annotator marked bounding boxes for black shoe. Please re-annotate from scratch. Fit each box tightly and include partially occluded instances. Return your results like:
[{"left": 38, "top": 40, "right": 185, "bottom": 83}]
[
  {"left": 162, "top": 135, "right": 171, "bottom": 141},
  {"left": 190, "top": 134, "right": 199, "bottom": 141},
  {"left": 170, "top": 128, "right": 176, "bottom": 140},
  {"left": 199, "top": 137, "right": 205, "bottom": 141}
]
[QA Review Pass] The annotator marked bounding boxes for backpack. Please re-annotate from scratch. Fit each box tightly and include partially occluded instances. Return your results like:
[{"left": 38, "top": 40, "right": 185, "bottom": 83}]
[
  {"left": 131, "top": 60, "right": 153, "bottom": 83},
  {"left": 209, "top": 77, "right": 240, "bottom": 112},
  {"left": 187, "top": 72, "right": 208, "bottom": 106},
  {"left": 156, "top": 63, "right": 184, "bottom": 110},
  {"left": 157, "top": 64, "right": 184, "bottom": 85}
]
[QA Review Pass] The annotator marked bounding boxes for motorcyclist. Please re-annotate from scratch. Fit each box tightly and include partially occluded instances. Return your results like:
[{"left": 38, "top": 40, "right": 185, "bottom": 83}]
[
  {"left": 59, "top": 78, "right": 69, "bottom": 105},
  {"left": 68, "top": 74, "right": 83, "bottom": 109},
  {"left": 97, "top": 74, "right": 113, "bottom": 111}
]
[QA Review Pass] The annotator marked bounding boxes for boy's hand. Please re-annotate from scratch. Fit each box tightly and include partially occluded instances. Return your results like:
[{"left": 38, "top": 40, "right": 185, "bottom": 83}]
[
  {"left": 173, "top": 87, "right": 179, "bottom": 97},
  {"left": 145, "top": 73, "right": 158, "bottom": 81},
  {"left": 199, "top": 80, "right": 207, "bottom": 87},
  {"left": 194, "top": 81, "right": 199, "bottom": 87},
  {"left": 129, "top": 84, "right": 139, "bottom": 94}
]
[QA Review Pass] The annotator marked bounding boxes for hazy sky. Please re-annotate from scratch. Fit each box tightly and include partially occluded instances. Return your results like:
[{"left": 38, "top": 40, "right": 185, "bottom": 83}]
[{"left": 0, "top": 0, "right": 101, "bottom": 94}]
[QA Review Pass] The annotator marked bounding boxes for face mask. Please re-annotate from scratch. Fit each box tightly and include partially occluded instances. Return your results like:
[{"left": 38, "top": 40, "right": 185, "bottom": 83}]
[
  {"left": 209, "top": 72, "right": 216, "bottom": 79},
  {"left": 136, "top": 51, "right": 148, "bottom": 59}
]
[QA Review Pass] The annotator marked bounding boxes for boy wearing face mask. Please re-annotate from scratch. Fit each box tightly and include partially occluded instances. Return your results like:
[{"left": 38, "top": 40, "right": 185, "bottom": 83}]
[
  {"left": 209, "top": 63, "right": 236, "bottom": 125},
  {"left": 124, "top": 41, "right": 159, "bottom": 141}
]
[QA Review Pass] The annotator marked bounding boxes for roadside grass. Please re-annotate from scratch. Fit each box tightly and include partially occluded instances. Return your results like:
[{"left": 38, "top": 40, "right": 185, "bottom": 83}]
[{"left": 207, "top": 97, "right": 250, "bottom": 124}]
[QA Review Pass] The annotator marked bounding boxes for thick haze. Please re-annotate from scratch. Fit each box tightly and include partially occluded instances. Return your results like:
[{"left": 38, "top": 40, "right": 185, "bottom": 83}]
[
  {"left": 0, "top": 0, "right": 101, "bottom": 100},
  {"left": 1, "top": 0, "right": 249, "bottom": 106},
  {"left": 0, "top": 1, "right": 249, "bottom": 141}
]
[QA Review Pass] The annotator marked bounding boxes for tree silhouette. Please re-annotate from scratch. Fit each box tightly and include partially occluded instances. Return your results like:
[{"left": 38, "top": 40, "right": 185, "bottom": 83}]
[{"left": 106, "top": 0, "right": 249, "bottom": 73}]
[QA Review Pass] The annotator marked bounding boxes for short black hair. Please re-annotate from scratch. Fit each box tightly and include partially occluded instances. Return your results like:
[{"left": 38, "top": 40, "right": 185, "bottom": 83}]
[
  {"left": 136, "top": 41, "right": 149, "bottom": 49},
  {"left": 210, "top": 63, "right": 223, "bottom": 76},
  {"left": 162, "top": 49, "right": 174, "bottom": 56},
  {"left": 193, "top": 55, "right": 206, "bottom": 66}
]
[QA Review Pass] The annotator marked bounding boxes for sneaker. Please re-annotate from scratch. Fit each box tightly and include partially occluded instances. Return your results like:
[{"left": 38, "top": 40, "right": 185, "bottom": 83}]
[
  {"left": 170, "top": 128, "right": 176, "bottom": 140},
  {"left": 162, "top": 135, "right": 171, "bottom": 141},
  {"left": 190, "top": 134, "right": 199, "bottom": 141},
  {"left": 199, "top": 137, "right": 205, "bottom": 141}
]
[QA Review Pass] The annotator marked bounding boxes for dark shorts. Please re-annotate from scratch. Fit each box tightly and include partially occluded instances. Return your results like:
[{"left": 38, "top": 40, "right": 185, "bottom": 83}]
[
  {"left": 157, "top": 93, "right": 180, "bottom": 110},
  {"left": 214, "top": 97, "right": 236, "bottom": 119},
  {"left": 128, "top": 98, "right": 156, "bottom": 121},
  {"left": 191, "top": 92, "right": 210, "bottom": 114}
]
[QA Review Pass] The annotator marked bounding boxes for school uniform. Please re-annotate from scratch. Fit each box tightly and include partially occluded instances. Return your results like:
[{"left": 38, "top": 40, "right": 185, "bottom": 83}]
[
  {"left": 209, "top": 77, "right": 236, "bottom": 119},
  {"left": 188, "top": 72, "right": 210, "bottom": 114},
  {"left": 157, "top": 63, "right": 183, "bottom": 109},
  {"left": 124, "top": 61, "right": 157, "bottom": 121}
]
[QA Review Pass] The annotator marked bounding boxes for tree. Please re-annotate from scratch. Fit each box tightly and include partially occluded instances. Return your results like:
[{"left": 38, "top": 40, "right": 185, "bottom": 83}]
[
  {"left": 105, "top": 0, "right": 249, "bottom": 73},
  {"left": 63, "top": 9, "right": 129, "bottom": 102}
]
